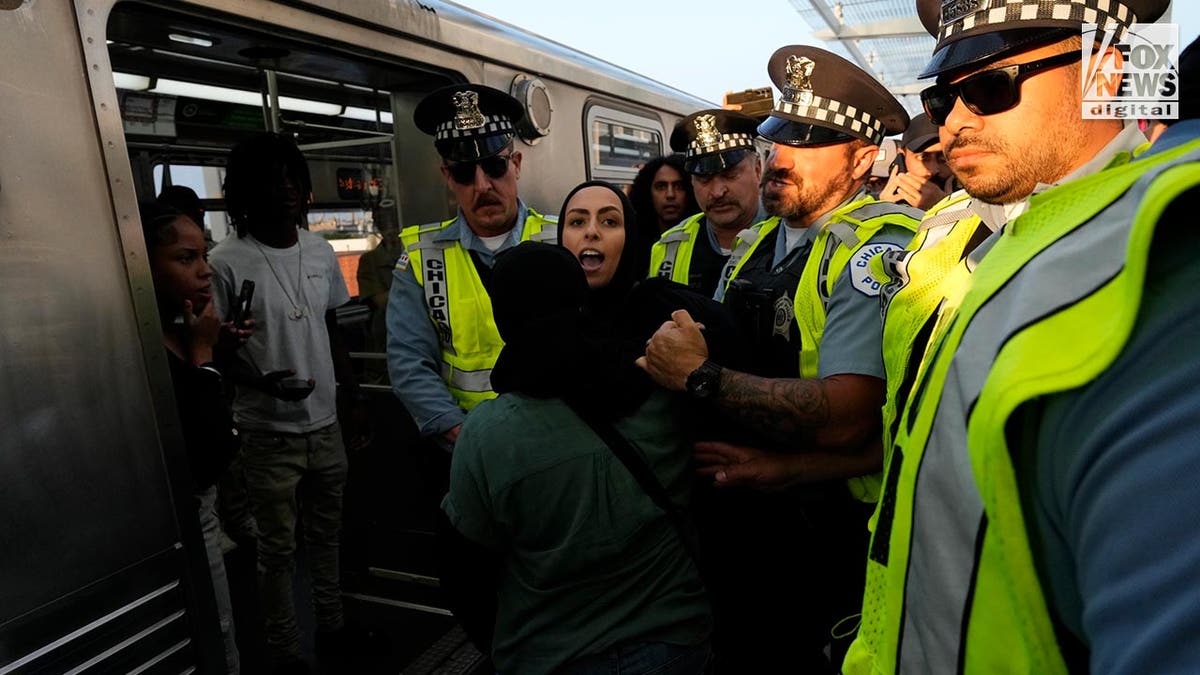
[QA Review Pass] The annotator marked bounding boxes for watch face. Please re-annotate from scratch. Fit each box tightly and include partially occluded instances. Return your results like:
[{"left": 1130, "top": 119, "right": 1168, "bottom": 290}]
[{"left": 687, "top": 363, "right": 718, "bottom": 398}]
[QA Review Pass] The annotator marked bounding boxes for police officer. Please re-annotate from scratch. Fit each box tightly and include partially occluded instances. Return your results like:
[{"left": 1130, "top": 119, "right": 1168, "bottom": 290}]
[
  {"left": 845, "top": 1, "right": 1189, "bottom": 673},
  {"left": 387, "top": 84, "right": 557, "bottom": 450},
  {"left": 640, "top": 46, "right": 921, "bottom": 671},
  {"left": 649, "top": 109, "right": 763, "bottom": 296}
]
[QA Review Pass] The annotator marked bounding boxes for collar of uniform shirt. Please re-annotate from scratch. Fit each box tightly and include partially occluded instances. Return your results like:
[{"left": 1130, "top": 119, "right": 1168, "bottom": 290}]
[
  {"left": 972, "top": 123, "right": 1148, "bottom": 241},
  {"left": 772, "top": 186, "right": 869, "bottom": 266},
  {"left": 434, "top": 199, "right": 531, "bottom": 262}
]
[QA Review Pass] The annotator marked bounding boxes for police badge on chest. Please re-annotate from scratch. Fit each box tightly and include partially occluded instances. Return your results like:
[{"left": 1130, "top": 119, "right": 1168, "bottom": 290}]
[{"left": 773, "top": 294, "right": 795, "bottom": 339}]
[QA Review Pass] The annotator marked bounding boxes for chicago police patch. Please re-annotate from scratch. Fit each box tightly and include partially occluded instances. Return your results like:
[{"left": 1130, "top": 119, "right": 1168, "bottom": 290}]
[
  {"left": 396, "top": 253, "right": 410, "bottom": 271},
  {"left": 850, "top": 242, "right": 903, "bottom": 296}
]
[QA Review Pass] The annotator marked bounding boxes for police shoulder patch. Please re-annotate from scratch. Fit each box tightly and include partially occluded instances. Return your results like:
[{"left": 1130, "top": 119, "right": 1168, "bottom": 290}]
[
  {"left": 849, "top": 242, "right": 903, "bottom": 297},
  {"left": 395, "top": 253, "right": 410, "bottom": 271}
]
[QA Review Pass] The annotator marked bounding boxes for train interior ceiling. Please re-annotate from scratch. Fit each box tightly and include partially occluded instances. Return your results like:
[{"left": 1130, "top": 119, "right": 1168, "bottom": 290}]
[
  {"left": 110, "top": 1, "right": 454, "bottom": 268},
  {"left": 109, "top": 3, "right": 489, "bottom": 672}
]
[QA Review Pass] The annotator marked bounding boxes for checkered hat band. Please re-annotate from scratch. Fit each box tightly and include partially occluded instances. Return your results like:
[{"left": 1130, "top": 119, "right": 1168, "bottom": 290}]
[
  {"left": 435, "top": 115, "right": 514, "bottom": 140},
  {"left": 774, "top": 95, "right": 887, "bottom": 144},
  {"left": 939, "top": 0, "right": 1134, "bottom": 42},
  {"left": 689, "top": 132, "right": 756, "bottom": 156}
]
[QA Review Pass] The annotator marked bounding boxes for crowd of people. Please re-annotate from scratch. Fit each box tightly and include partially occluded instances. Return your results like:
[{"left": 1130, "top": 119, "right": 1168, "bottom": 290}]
[{"left": 146, "top": 0, "right": 1199, "bottom": 672}]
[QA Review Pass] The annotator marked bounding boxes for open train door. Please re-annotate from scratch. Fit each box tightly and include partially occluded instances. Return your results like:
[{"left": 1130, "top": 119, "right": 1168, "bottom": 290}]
[{"left": 0, "top": 1, "right": 224, "bottom": 672}]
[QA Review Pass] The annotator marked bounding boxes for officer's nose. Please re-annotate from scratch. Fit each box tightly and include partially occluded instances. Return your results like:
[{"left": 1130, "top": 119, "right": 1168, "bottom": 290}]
[
  {"left": 472, "top": 163, "right": 492, "bottom": 190},
  {"left": 766, "top": 147, "right": 791, "bottom": 173}
]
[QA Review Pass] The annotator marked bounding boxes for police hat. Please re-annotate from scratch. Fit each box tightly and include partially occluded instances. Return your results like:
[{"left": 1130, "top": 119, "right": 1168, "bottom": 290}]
[
  {"left": 917, "top": 0, "right": 1170, "bottom": 79},
  {"left": 759, "top": 45, "right": 908, "bottom": 147},
  {"left": 413, "top": 84, "right": 525, "bottom": 162},
  {"left": 901, "top": 113, "right": 941, "bottom": 152},
  {"left": 670, "top": 109, "right": 760, "bottom": 175}
]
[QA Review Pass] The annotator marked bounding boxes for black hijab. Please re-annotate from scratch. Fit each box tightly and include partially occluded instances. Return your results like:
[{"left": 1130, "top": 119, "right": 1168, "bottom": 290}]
[
  {"left": 489, "top": 242, "right": 653, "bottom": 421},
  {"left": 556, "top": 180, "right": 644, "bottom": 322}
]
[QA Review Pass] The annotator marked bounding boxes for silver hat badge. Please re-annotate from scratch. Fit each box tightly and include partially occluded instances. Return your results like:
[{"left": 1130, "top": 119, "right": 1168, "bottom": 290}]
[
  {"left": 783, "top": 55, "right": 816, "bottom": 106},
  {"left": 693, "top": 114, "right": 721, "bottom": 149},
  {"left": 452, "top": 90, "right": 486, "bottom": 130}
]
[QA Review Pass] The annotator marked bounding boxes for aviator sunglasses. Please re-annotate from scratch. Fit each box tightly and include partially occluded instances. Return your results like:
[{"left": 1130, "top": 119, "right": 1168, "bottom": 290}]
[
  {"left": 920, "top": 50, "right": 1080, "bottom": 125},
  {"left": 445, "top": 153, "right": 515, "bottom": 185}
]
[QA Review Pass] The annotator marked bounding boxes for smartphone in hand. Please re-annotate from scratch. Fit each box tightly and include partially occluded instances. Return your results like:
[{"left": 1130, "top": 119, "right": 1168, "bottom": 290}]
[{"left": 230, "top": 279, "right": 255, "bottom": 327}]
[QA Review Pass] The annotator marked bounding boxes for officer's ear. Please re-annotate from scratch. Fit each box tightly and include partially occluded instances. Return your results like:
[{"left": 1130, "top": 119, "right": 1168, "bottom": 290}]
[
  {"left": 510, "top": 150, "right": 522, "bottom": 180},
  {"left": 850, "top": 142, "right": 879, "bottom": 181}
]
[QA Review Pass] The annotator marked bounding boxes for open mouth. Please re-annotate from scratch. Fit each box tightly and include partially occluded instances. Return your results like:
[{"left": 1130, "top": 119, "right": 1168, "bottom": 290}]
[{"left": 578, "top": 248, "right": 605, "bottom": 272}]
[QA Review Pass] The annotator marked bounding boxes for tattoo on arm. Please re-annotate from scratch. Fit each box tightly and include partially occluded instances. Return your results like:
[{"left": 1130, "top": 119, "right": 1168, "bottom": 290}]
[{"left": 715, "top": 370, "right": 830, "bottom": 437}]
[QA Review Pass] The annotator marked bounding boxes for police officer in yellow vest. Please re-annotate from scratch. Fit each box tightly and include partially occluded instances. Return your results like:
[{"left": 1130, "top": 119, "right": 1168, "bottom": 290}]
[
  {"left": 649, "top": 110, "right": 764, "bottom": 297},
  {"left": 386, "top": 84, "right": 557, "bottom": 449},
  {"left": 639, "top": 46, "right": 920, "bottom": 671},
  {"left": 845, "top": 1, "right": 1190, "bottom": 673}
]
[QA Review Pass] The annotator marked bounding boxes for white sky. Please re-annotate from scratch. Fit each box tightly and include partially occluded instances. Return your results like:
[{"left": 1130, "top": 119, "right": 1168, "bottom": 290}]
[{"left": 448, "top": 0, "right": 1200, "bottom": 104}]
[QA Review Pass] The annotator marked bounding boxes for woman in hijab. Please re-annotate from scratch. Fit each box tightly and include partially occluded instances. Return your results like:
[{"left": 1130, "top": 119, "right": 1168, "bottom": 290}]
[
  {"left": 556, "top": 180, "right": 743, "bottom": 367},
  {"left": 436, "top": 181, "right": 715, "bottom": 675}
]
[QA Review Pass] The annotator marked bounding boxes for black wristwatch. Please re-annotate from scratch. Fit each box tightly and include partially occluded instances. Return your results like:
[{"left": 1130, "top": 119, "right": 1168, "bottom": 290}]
[{"left": 685, "top": 360, "right": 723, "bottom": 399}]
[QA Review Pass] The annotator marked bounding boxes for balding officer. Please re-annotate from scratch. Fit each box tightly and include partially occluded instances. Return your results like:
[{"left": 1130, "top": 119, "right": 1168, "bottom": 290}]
[
  {"left": 649, "top": 110, "right": 764, "bottom": 296},
  {"left": 844, "top": 0, "right": 1195, "bottom": 673},
  {"left": 640, "top": 46, "right": 921, "bottom": 671},
  {"left": 387, "top": 84, "right": 556, "bottom": 450}
]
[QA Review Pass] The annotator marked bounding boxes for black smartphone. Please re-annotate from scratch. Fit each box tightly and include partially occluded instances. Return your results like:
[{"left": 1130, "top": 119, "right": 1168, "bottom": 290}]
[
  {"left": 890, "top": 153, "right": 907, "bottom": 175},
  {"left": 279, "top": 377, "right": 316, "bottom": 394},
  {"left": 230, "top": 279, "right": 255, "bottom": 327}
]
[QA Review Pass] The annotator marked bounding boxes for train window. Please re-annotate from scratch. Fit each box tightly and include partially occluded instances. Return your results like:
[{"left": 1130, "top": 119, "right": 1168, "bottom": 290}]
[
  {"left": 106, "top": 2, "right": 457, "bottom": 295},
  {"left": 584, "top": 104, "right": 665, "bottom": 184}
]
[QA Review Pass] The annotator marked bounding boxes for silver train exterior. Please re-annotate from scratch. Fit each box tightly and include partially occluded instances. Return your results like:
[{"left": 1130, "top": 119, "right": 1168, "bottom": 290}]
[{"left": 0, "top": 1, "right": 710, "bottom": 672}]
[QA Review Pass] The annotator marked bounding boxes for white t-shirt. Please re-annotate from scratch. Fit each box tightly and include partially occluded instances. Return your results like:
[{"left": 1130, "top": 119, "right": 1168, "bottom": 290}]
[
  {"left": 782, "top": 223, "right": 807, "bottom": 253},
  {"left": 210, "top": 229, "right": 351, "bottom": 433}
]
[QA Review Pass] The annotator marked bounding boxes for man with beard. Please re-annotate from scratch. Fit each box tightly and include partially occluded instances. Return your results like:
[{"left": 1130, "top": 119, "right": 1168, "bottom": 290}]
[
  {"left": 387, "top": 84, "right": 557, "bottom": 450},
  {"left": 639, "top": 47, "right": 921, "bottom": 671},
  {"left": 844, "top": 1, "right": 1196, "bottom": 673},
  {"left": 649, "top": 110, "right": 765, "bottom": 296}
]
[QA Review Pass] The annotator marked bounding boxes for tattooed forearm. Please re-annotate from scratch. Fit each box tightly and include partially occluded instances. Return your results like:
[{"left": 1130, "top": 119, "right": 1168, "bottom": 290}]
[{"left": 715, "top": 370, "right": 830, "bottom": 438}]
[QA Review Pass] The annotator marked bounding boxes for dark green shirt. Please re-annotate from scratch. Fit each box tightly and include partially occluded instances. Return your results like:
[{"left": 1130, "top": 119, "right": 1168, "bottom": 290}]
[{"left": 443, "top": 390, "right": 711, "bottom": 674}]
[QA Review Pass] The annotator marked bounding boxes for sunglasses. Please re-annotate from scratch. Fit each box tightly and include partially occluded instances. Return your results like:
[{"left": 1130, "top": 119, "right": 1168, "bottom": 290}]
[
  {"left": 920, "top": 51, "right": 1080, "bottom": 125},
  {"left": 445, "top": 154, "right": 514, "bottom": 185}
]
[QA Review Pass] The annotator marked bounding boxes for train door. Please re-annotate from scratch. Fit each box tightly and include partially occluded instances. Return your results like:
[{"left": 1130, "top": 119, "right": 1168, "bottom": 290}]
[{"left": 101, "top": 0, "right": 490, "bottom": 671}]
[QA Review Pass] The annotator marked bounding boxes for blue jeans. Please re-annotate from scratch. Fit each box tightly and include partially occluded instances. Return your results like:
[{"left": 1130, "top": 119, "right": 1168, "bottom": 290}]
[{"left": 559, "top": 641, "right": 711, "bottom": 675}]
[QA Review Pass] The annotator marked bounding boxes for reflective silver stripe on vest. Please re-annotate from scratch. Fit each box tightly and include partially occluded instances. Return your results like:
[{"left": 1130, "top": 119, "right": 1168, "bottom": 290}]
[
  {"left": 440, "top": 363, "right": 492, "bottom": 393},
  {"left": 827, "top": 221, "right": 861, "bottom": 249},
  {"left": 411, "top": 229, "right": 456, "bottom": 356},
  {"left": 814, "top": 234, "right": 840, "bottom": 306},
  {"left": 898, "top": 159, "right": 1174, "bottom": 672},
  {"left": 657, "top": 229, "right": 692, "bottom": 278},
  {"left": 849, "top": 201, "right": 926, "bottom": 222},
  {"left": 529, "top": 228, "right": 557, "bottom": 243},
  {"left": 721, "top": 227, "right": 760, "bottom": 283}
]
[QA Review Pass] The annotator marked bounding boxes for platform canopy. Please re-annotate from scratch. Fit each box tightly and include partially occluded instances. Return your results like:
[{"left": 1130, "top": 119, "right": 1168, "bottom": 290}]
[{"left": 788, "top": 0, "right": 938, "bottom": 115}]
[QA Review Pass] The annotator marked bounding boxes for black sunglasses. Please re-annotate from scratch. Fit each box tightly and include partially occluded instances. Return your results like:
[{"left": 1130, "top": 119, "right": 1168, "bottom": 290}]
[
  {"left": 445, "top": 154, "right": 514, "bottom": 185},
  {"left": 920, "top": 51, "right": 1080, "bottom": 125}
]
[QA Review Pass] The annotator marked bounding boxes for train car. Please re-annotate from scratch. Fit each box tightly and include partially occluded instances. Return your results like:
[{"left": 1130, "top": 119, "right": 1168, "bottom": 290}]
[{"left": 0, "top": 1, "right": 709, "bottom": 672}]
